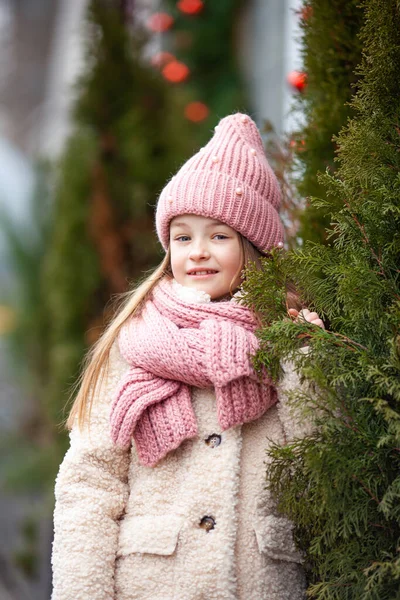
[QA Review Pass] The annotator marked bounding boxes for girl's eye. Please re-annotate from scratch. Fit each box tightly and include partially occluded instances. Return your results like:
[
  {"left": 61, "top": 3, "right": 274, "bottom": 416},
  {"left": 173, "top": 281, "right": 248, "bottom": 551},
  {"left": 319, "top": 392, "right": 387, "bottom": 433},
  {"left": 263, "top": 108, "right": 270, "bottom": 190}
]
[
  {"left": 213, "top": 234, "right": 228, "bottom": 240},
  {"left": 175, "top": 235, "right": 190, "bottom": 242}
]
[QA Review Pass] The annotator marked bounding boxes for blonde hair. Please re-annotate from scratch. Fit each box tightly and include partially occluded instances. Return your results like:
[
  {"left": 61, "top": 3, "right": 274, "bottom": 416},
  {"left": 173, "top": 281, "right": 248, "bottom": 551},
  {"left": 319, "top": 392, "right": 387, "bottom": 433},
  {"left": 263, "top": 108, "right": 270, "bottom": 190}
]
[{"left": 66, "top": 235, "right": 301, "bottom": 430}]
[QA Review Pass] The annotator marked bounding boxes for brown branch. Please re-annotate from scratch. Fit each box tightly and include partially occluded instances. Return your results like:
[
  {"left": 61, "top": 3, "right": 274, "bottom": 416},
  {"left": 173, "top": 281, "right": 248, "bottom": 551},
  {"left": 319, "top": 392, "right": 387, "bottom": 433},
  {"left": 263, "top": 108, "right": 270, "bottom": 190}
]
[
  {"left": 330, "top": 331, "right": 368, "bottom": 351},
  {"left": 296, "top": 329, "right": 368, "bottom": 352},
  {"left": 351, "top": 474, "right": 380, "bottom": 505},
  {"left": 88, "top": 158, "right": 128, "bottom": 295},
  {"left": 338, "top": 398, "right": 360, "bottom": 434}
]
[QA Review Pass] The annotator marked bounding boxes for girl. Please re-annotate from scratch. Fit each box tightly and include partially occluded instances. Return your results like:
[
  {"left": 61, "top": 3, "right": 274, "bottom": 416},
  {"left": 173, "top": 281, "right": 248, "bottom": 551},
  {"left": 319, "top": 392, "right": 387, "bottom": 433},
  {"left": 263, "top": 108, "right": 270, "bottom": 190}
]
[{"left": 51, "top": 113, "right": 323, "bottom": 600}]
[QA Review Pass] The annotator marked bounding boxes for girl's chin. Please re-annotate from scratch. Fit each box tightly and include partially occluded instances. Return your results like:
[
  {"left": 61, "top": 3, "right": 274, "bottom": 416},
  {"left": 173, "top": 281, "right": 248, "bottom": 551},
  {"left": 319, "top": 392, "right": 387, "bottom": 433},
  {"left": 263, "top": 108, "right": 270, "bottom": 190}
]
[{"left": 184, "top": 280, "right": 229, "bottom": 298}]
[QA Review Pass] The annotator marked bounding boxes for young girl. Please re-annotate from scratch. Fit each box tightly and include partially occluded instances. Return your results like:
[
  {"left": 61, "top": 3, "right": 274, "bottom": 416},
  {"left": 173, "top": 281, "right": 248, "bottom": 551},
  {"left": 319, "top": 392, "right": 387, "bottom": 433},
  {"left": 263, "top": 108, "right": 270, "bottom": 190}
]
[{"left": 51, "top": 113, "right": 324, "bottom": 600}]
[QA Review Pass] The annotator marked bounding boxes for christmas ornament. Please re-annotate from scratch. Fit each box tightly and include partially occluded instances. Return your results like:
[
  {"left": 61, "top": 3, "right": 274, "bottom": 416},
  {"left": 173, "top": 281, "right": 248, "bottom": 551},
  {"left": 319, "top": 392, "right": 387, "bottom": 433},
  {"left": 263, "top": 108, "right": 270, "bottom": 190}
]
[
  {"left": 162, "top": 60, "right": 190, "bottom": 83},
  {"left": 177, "top": 0, "right": 204, "bottom": 15},
  {"left": 147, "top": 12, "right": 174, "bottom": 33},
  {"left": 184, "top": 101, "right": 209, "bottom": 122},
  {"left": 287, "top": 70, "right": 307, "bottom": 93}
]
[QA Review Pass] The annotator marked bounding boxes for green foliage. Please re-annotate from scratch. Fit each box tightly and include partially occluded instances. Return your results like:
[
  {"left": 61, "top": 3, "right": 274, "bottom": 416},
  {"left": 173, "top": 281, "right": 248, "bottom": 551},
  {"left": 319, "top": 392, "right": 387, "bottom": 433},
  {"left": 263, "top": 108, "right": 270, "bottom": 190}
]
[
  {"left": 292, "top": 0, "right": 364, "bottom": 243},
  {"left": 13, "top": 515, "right": 39, "bottom": 578},
  {"left": 44, "top": 133, "right": 99, "bottom": 425},
  {"left": 242, "top": 0, "right": 400, "bottom": 597},
  {"left": 0, "top": 162, "right": 52, "bottom": 389}
]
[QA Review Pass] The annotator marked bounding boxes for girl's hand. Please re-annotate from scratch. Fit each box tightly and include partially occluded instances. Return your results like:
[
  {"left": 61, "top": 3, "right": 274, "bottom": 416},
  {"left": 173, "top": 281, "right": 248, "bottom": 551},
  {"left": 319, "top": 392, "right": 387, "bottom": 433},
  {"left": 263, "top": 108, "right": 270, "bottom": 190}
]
[{"left": 288, "top": 308, "right": 325, "bottom": 330}]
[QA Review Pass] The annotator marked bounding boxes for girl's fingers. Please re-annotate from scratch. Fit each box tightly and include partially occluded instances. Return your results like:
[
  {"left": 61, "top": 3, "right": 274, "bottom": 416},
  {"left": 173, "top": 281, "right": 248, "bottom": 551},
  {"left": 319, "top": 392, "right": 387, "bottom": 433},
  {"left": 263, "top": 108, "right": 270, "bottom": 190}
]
[
  {"left": 298, "top": 309, "right": 310, "bottom": 321},
  {"left": 311, "top": 318, "right": 325, "bottom": 329},
  {"left": 288, "top": 308, "right": 325, "bottom": 329},
  {"left": 305, "top": 312, "right": 319, "bottom": 321}
]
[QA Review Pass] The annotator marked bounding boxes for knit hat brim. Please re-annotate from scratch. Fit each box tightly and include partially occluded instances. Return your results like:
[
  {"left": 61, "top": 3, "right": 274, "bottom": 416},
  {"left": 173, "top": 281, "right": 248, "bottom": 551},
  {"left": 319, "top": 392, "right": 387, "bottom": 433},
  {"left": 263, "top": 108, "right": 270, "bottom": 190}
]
[{"left": 156, "top": 169, "right": 284, "bottom": 253}]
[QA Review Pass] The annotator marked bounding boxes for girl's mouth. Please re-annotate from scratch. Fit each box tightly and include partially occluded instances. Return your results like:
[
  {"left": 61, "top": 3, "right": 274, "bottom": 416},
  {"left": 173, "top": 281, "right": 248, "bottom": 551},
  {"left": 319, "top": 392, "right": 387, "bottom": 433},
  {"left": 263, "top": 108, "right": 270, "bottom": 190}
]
[{"left": 187, "top": 270, "right": 218, "bottom": 278}]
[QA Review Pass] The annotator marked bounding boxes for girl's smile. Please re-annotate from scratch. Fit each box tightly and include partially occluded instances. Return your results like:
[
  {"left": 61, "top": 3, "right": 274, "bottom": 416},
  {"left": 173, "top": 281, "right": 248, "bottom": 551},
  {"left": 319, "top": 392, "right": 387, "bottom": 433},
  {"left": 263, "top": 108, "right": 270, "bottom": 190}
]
[
  {"left": 169, "top": 214, "right": 243, "bottom": 300},
  {"left": 187, "top": 269, "right": 218, "bottom": 278}
]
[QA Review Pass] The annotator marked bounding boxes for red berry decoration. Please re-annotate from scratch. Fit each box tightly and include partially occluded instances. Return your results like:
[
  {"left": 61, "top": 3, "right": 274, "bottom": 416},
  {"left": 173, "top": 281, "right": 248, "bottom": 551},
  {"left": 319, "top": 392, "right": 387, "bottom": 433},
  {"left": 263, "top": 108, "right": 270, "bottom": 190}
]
[
  {"left": 162, "top": 60, "right": 190, "bottom": 83},
  {"left": 147, "top": 12, "right": 174, "bottom": 32},
  {"left": 177, "top": 0, "right": 204, "bottom": 15},
  {"left": 287, "top": 70, "right": 307, "bottom": 93},
  {"left": 184, "top": 101, "right": 209, "bottom": 122}
]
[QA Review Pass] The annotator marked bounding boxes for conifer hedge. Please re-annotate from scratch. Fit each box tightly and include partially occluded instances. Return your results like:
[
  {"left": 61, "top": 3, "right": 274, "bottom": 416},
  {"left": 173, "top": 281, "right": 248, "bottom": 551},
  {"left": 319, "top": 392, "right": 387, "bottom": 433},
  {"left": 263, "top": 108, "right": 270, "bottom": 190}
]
[
  {"left": 243, "top": 0, "right": 400, "bottom": 597},
  {"left": 293, "top": 0, "right": 364, "bottom": 244}
]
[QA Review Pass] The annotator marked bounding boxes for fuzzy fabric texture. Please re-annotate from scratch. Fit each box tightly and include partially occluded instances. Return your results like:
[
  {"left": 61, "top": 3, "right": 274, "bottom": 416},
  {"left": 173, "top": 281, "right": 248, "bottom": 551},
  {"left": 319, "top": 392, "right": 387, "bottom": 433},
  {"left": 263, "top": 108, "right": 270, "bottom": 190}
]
[
  {"left": 51, "top": 284, "right": 310, "bottom": 600},
  {"left": 155, "top": 112, "right": 284, "bottom": 253},
  {"left": 111, "top": 278, "right": 276, "bottom": 466}
]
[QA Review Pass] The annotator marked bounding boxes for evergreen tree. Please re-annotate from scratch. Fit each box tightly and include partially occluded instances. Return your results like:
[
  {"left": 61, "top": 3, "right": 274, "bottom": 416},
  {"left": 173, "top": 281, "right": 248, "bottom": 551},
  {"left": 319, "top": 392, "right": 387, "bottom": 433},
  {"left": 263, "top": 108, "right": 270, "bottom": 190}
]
[
  {"left": 243, "top": 0, "right": 400, "bottom": 597},
  {"left": 292, "top": 0, "right": 364, "bottom": 244}
]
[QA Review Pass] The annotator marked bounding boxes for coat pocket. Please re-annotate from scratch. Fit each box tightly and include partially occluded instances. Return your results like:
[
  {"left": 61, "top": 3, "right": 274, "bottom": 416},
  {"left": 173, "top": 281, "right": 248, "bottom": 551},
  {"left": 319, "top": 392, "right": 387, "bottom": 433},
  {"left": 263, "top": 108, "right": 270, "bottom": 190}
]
[
  {"left": 253, "top": 515, "right": 304, "bottom": 563},
  {"left": 117, "top": 514, "right": 184, "bottom": 558}
]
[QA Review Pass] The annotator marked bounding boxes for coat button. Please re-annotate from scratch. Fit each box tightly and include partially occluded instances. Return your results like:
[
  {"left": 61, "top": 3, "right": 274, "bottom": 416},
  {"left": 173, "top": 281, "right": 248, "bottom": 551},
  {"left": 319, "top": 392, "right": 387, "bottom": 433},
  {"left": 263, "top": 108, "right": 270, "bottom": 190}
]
[
  {"left": 205, "top": 433, "right": 222, "bottom": 448},
  {"left": 199, "top": 516, "right": 216, "bottom": 532}
]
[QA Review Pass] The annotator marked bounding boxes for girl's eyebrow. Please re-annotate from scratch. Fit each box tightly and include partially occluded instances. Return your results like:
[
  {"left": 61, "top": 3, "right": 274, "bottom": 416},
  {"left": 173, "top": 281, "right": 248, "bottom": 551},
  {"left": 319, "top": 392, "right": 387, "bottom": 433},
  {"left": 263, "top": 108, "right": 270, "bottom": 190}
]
[
  {"left": 171, "top": 220, "right": 227, "bottom": 229},
  {"left": 170, "top": 221, "right": 190, "bottom": 229}
]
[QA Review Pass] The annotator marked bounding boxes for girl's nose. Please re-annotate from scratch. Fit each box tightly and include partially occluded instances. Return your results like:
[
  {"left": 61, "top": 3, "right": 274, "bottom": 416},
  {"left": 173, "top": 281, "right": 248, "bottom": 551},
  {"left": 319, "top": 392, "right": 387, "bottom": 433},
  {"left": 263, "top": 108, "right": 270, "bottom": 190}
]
[{"left": 189, "top": 243, "right": 210, "bottom": 260}]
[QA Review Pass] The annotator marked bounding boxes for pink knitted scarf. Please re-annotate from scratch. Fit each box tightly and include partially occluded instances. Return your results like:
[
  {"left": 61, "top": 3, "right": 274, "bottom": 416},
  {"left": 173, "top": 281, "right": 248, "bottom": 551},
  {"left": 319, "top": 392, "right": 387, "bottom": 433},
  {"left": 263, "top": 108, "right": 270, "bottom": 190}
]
[{"left": 110, "top": 278, "right": 277, "bottom": 466}]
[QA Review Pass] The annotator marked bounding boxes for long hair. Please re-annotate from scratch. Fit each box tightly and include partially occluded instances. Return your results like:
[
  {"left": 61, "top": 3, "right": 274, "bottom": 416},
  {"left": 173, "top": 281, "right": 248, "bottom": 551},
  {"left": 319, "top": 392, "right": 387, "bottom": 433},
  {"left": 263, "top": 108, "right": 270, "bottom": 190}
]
[{"left": 66, "top": 236, "right": 301, "bottom": 430}]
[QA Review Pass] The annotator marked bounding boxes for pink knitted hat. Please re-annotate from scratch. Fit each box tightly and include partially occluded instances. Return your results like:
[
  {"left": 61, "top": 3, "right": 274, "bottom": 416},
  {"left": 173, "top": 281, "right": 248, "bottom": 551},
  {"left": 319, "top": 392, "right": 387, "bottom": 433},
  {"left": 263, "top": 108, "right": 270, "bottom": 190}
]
[{"left": 155, "top": 112, "right": 284, "bottom": 253}]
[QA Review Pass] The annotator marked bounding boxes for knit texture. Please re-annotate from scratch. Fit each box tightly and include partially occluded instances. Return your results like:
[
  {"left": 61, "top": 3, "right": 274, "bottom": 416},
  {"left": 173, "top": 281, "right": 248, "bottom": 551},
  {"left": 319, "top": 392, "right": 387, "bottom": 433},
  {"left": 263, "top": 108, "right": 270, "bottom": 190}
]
[
  {"left": 155, "top": 112, "right": 284, "bottom": 254},
  {"left": 110, "top": 278, "right": 277, "bottom": 466}
]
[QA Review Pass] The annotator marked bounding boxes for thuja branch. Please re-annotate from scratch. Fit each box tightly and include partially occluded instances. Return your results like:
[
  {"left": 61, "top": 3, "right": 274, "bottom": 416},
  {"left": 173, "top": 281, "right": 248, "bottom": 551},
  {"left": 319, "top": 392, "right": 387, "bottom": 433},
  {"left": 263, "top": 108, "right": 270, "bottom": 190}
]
[
  {"left": 331, "top": 331, "right": 368, "bottom": 351},
  {"left": 297, "top": 328, "right": 369, "bottom": 352},
  {"left": 351, "top": 474, "right": 381, "bottom": 505},
  {"left": 343, "top": 199, "right": 386, "bottom": 277}
]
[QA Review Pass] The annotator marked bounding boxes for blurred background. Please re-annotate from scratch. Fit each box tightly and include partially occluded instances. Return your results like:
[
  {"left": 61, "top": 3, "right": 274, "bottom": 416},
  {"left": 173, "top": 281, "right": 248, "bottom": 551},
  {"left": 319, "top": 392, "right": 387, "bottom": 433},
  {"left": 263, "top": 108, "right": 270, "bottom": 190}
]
[{"left": 0, "top": 0, "right": 305, "bottom": 597}]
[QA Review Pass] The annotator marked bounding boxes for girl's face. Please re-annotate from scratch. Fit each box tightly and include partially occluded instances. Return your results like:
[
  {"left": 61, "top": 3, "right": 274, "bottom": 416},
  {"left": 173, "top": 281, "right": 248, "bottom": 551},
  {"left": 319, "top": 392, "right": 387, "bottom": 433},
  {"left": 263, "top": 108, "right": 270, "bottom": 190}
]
[{"left": 169, "top": 214, "right": 243, "bottom": 300}]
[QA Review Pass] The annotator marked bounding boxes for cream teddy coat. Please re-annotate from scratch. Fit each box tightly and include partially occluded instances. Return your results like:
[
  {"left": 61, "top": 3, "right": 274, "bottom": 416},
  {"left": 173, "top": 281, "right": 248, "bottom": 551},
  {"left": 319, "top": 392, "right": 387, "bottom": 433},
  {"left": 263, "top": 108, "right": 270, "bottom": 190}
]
[{"left": 51, "top": 284, "right": 311, "bottom": 600}]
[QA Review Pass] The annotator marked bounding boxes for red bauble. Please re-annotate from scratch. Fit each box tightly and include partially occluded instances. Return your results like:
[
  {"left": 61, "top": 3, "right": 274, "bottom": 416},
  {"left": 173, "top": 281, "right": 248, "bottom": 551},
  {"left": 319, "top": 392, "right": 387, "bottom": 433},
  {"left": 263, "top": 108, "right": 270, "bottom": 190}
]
[
  {"left": 147, "top": 12, "right": 174, "bottom": 32},
  {"left": 151, "top": 51, "right": 176, "bottom": 69},
  {"left": 184, "top": 101, "right": 209, "bottom": 122},
  {"left": 287, "top": 70, "right": 307, "bottom": 93},
  {"left": 162, "top": 60, "right": 190, "bottom": 83},
  {"left": 177, "top": 0, "right": 204, "bottom": 15}
]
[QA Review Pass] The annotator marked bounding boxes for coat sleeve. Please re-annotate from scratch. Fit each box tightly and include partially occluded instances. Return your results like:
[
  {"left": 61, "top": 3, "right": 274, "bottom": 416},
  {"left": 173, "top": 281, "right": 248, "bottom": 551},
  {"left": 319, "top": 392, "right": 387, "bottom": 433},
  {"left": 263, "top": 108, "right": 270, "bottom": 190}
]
[
  {"left": 276, "top": 346, "right": 315, "bottom": 442},
  {"left": 51, "top": 341, "right": 131, "bottom": 600}
]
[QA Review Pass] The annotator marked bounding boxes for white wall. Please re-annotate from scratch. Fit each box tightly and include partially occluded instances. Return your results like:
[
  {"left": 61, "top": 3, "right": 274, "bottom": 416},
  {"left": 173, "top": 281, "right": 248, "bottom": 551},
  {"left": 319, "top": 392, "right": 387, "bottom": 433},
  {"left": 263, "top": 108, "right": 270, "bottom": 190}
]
[
  {"left": 38, "top": 0, "right": 89, "bottom": 157},
  {"left": 238, "top": 0, "right": 303, "bottom": 134}
]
